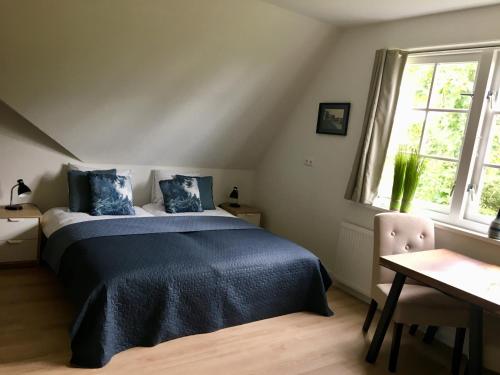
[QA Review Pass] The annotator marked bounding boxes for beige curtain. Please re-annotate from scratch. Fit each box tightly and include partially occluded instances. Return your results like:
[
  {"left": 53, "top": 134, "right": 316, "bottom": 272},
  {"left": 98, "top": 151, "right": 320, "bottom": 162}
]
[{"left": 344, "top": 49, "right": 408, "bottom": 204}]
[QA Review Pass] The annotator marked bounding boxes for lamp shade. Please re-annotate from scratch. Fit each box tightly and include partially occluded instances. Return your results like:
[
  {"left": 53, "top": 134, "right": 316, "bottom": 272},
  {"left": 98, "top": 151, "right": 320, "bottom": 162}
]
[
  {"left": 17, "top": 179, "right": 31, "bottom": 197},
  {"left": 229, "top": 186, "right": 239, "bottom": 200},
  {"left": 229, "top": 186, "right": 240, "bottom": 208},
  {"left": 6, "top": 179, "right": 32, "bottom": 210}
]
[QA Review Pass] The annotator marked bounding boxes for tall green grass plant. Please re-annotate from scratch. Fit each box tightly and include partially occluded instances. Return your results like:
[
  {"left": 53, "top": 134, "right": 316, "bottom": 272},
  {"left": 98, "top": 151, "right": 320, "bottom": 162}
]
[
  {"left": 389, "top": 148, "right": 408, "bottom": 211},
  {"left": 400, "top": 149, "right": 426, "bottom": 213}
]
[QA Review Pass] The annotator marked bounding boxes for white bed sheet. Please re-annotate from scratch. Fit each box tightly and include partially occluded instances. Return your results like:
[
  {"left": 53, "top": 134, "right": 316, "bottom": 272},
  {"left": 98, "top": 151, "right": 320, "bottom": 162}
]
[
  {"left": 142, "top": 203, "right": 234, "bottom": 218},
  {"left": 41, "top": 207, "right": 153, "bottom": 238}
]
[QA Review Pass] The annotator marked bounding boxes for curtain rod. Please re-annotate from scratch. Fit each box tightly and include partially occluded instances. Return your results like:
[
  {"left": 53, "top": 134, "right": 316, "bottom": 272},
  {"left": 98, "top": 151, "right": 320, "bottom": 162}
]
[{"left": 407, "top": 42, "right": 500, "bottom": 55}]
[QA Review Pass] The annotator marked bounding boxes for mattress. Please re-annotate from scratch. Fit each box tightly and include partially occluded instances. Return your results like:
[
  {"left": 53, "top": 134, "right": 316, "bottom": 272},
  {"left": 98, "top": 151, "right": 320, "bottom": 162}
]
[
  {"left": 41, "top": 207, "right": 153, "bottom": 238},
  {"left": 142, "top": 203, "right": 234, "bottom": 218}
]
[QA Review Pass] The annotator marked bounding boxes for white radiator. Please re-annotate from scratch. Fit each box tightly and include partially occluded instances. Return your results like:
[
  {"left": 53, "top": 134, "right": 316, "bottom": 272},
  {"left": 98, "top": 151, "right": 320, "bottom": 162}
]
[{"left": 333, "top": 222, "right": 374, "bottom": 298}]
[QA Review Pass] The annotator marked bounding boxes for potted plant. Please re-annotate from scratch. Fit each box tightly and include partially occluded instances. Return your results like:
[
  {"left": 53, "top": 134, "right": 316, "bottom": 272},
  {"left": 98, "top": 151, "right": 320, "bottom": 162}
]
[
  {"left": 389, "top": 148, "right": 408, "bottom": 211},
  {"left": 400, "top": 149, "right": 425, "bottom": 213}
]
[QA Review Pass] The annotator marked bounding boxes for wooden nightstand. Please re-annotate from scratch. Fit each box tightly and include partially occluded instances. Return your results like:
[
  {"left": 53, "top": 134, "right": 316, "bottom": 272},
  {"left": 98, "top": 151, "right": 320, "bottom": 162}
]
[
  {"left": 0, "top": 204, "right": 42, "bottom": 267},
  {"left": 219, "top": 203, "right": 262, "bottom": 227}
]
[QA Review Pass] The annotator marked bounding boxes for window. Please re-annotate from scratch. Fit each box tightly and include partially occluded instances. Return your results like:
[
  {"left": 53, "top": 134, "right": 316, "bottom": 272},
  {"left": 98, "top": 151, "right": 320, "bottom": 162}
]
[
  {"left": 466, "top": 61, "right": 500, "bottom": 225},
  {"left": 375, "top": 48, "right": 500, "bottom": 232}
]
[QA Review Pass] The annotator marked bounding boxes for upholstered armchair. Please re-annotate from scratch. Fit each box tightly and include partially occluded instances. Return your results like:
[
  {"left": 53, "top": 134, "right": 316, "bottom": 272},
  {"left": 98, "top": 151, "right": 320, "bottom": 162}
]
[{"left": 363, "top": 212, "right": 470, "bottom": 373}]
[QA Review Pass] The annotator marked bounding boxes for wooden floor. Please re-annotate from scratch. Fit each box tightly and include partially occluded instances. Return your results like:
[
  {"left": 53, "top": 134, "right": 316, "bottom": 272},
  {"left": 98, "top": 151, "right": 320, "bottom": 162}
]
[{"left": 0, "top": 267, "right": 476, "bottom": 374}]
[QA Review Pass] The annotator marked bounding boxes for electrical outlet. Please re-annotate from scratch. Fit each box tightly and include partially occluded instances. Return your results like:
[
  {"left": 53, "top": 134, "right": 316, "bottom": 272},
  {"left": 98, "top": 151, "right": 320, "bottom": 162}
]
[{"left": 304, "top": 158, "right": 313, "bottom": 167}]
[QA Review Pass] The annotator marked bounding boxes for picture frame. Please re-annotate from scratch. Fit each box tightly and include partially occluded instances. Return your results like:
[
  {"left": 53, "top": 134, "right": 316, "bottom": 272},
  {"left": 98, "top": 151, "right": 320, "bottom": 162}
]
[{"left": 316, "top": 102, "right": 350, "bottom": 136}]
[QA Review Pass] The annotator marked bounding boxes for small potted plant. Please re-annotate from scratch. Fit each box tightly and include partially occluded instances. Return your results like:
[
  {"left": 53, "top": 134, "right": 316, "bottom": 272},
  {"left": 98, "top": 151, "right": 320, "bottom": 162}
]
[
  {"left": 400, "top": 149, "right": 425, "bottom": 213},
  {"left": 389, "top": 148, "right": 408, "bottom": 211}
]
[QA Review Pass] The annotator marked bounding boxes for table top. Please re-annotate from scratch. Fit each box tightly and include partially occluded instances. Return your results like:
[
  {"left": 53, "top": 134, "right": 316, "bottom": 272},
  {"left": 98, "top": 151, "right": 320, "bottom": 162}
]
[
  {"left": 0, "top": 204, "right": 42, "bottom": 219},
  {"left": 380, "top": 249, "right": 500, "bottom": 312},
  {"left": 219, "top": 203, "right": 261, "bottom": 215}
]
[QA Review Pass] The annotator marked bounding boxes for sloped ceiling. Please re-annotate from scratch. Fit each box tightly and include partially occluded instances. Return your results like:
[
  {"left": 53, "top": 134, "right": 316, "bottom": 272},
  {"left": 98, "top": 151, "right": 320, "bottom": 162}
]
[
  {"left": 264, "top": 0, "right": 500, "bottom": 26},
  {"left": 0, "top": 0, "right": 335, "bottom": 169}
]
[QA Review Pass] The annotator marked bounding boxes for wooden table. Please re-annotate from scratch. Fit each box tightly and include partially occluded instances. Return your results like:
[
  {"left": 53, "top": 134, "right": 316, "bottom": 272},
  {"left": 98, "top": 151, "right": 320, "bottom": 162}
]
[{"left": 365, "top": 249, "right": 500, "bottom": 375}]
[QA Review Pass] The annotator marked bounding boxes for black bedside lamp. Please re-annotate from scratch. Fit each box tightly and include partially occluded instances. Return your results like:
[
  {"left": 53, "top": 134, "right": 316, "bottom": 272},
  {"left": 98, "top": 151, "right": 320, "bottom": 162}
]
[
  {"left": 5, "top": 179, "right": 32, "bottom": 210},
  {"left": 229, "top": 186, "right": 240, "bottom": 208}
]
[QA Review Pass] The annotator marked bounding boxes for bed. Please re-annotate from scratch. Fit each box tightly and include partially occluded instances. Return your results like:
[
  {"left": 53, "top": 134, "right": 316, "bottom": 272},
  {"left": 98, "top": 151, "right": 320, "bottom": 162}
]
[{"left": 41, "top": 206, "right": 333, "bottom": 368}]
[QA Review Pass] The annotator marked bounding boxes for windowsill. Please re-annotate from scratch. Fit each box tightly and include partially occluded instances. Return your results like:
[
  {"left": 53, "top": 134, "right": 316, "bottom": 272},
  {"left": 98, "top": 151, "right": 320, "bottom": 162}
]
[
  {"left": 355, "top": 202, "right": 500, "bottom": 247},
  {"left": 433, "top": 221, "right": 500, "bottom": 246}
]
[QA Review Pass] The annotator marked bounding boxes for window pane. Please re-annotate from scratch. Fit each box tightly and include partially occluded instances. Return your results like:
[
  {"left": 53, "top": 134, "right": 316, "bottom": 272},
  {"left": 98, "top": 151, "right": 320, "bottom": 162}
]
[
  {"left": 478, "top": 167, "right": 500, "bottom": 216},
  {"left": 377, "top": 155, "right": 395, "bottom": 202},
  {"left": 421, "top": 112, "right": 467, "bottom": 159},
  {"left": 485, "top": 115, "right": 500, "bottom": 165},
  {"left": 415, "top": 159, "right": 457, "bottom": 207},
  {"left": 390, "top": 110, "right": 425, "bottom": 150},
  {"left": 378, "top": 111, "right": 426, "bottom": 204},
  {"left": 429, "top": 62, "right": 478, "bottom": 110},
  {"left": 398, "top": 64, "right": 434, "bottom": 109}
]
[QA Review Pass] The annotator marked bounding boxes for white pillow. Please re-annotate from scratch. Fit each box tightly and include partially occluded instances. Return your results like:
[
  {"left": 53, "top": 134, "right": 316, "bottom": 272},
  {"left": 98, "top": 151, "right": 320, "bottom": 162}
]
[
  {"left": 151, "top": 169, "right": 200, "bottom": 204},
  {"left": 67, "top": 163, "right": 131, "bottom": 177}
]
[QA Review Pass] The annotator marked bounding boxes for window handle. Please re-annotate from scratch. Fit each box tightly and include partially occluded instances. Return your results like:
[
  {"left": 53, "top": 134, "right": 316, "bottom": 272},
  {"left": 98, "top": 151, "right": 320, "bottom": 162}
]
[
  {"left": 460, "top": 93, "right": 474, "bottom": 97},
  {"left": 467, "top": 183, "right": 476, "bottom": 202},
  {"left": 487, "top": 90, "right": 496, "bottom": 110}
]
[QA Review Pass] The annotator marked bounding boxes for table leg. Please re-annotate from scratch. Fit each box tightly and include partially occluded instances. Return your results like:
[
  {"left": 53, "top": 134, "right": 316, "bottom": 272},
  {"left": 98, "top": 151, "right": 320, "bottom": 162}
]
[
  {"left": 365, "top": 272, "right": 406, "bottom": 363},
  {"left": 469, "top": 304, "right": 483, "bottom": 375}
]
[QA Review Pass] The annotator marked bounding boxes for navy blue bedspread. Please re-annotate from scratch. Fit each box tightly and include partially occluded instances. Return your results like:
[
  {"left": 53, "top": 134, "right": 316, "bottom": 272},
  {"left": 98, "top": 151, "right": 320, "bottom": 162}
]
[{"left": 43, "top": 216, "right": 333, "bottom": 368}]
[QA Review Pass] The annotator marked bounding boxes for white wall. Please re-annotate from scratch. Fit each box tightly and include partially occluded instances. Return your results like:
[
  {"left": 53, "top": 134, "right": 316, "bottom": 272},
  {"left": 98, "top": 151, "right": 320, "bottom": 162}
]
[
  {"left": 0, "top": 0, "right": 336, "bottom": 170},
  {"left": 0, "top": 0, "right": 339, "bottom": 212},
  {"left": 0, "top": 101, "right": 255, "bottom": 212},
  {"left": 255, "top": 4, "right": 500, "bottom": 273},
  {"left": 255, "top": 6, "right": 500, "bottom": 363}
]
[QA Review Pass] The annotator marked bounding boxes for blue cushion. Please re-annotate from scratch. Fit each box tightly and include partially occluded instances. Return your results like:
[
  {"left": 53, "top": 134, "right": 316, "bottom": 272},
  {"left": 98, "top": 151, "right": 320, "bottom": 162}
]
[
  {"left": 159, "top": 176, "right": 203, "bottom": 213},
  {"left": 174, "top": 175, "right": 215, "bottom": 210},
  {"left": 68, "top": 169, "right": 116, "bottom": 212},
  {"left": 88, "top": 173, "right": 135, "bottom": 216}
]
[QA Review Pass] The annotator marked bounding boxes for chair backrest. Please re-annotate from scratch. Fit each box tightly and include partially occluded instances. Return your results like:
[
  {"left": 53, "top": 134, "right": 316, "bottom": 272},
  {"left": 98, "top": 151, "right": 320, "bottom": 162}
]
[{"left": 372, "top": 212, "right": 435, "bottom": 289}]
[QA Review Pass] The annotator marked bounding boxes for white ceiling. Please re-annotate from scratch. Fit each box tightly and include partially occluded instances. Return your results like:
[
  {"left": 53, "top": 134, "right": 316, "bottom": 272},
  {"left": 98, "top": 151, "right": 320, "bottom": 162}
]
[{"left": 263, "top": 0, "right": 500, "bottom": 26}]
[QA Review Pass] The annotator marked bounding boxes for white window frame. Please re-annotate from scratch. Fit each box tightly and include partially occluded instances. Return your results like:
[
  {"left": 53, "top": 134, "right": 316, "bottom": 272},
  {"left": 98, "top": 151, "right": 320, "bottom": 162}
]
[
  {"left": 377, "top": 48, "right": 500, "bottom": 234},
  {"left": 464, "top": 52, "right": 500, "bottom": 227}
]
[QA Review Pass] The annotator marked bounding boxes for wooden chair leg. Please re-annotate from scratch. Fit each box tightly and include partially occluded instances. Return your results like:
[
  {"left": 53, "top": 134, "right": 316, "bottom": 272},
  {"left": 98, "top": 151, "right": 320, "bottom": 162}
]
[
  {"left": 423, "top": 325, "right": 439, "bottom": 344},
  {"left": 389, "top": 323, "right": 404, "bottom": 373},
  {"left": 362, "top": 299, "right": 378, "bottom": 333},
  {"left": 452, "top": 328, "right": 466, "bottom": 375},
  {"left": 409, "top": 324, "right": 418, "bottom": 336}
]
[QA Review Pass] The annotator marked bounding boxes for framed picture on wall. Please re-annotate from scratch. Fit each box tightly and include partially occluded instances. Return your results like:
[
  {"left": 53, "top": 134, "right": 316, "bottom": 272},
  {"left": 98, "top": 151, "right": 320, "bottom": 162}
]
[{"left": 316, "top": 102, "right": 350, "bottom": 136}]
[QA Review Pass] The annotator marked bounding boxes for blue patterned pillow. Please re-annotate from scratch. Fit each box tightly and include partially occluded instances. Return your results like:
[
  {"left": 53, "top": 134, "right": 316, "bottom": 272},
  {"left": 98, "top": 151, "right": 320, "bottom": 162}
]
[
  {"left": 67, "top": 169, "right": 116, "bottom": 212},
  {"left": 174, "top": 175, "right": 215, "bottom": 210},
  {"left": 88, "top": 173, "right": 135, "bottom": 216},
  {"left": 159, "top": 176, "right": 203, "bottom": 213}
]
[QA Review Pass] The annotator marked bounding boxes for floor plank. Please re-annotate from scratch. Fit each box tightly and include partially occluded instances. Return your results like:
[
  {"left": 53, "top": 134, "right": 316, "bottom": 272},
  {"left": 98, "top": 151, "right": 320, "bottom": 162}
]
[{"left": 0, "top": 267, "right": 477, "bottom": 374}]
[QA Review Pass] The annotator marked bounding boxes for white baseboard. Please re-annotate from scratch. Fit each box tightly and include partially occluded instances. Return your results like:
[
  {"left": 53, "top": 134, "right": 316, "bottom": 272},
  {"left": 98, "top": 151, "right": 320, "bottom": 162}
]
[{"left": 332, "top": 278, "right": 371, "bottom": 304}]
